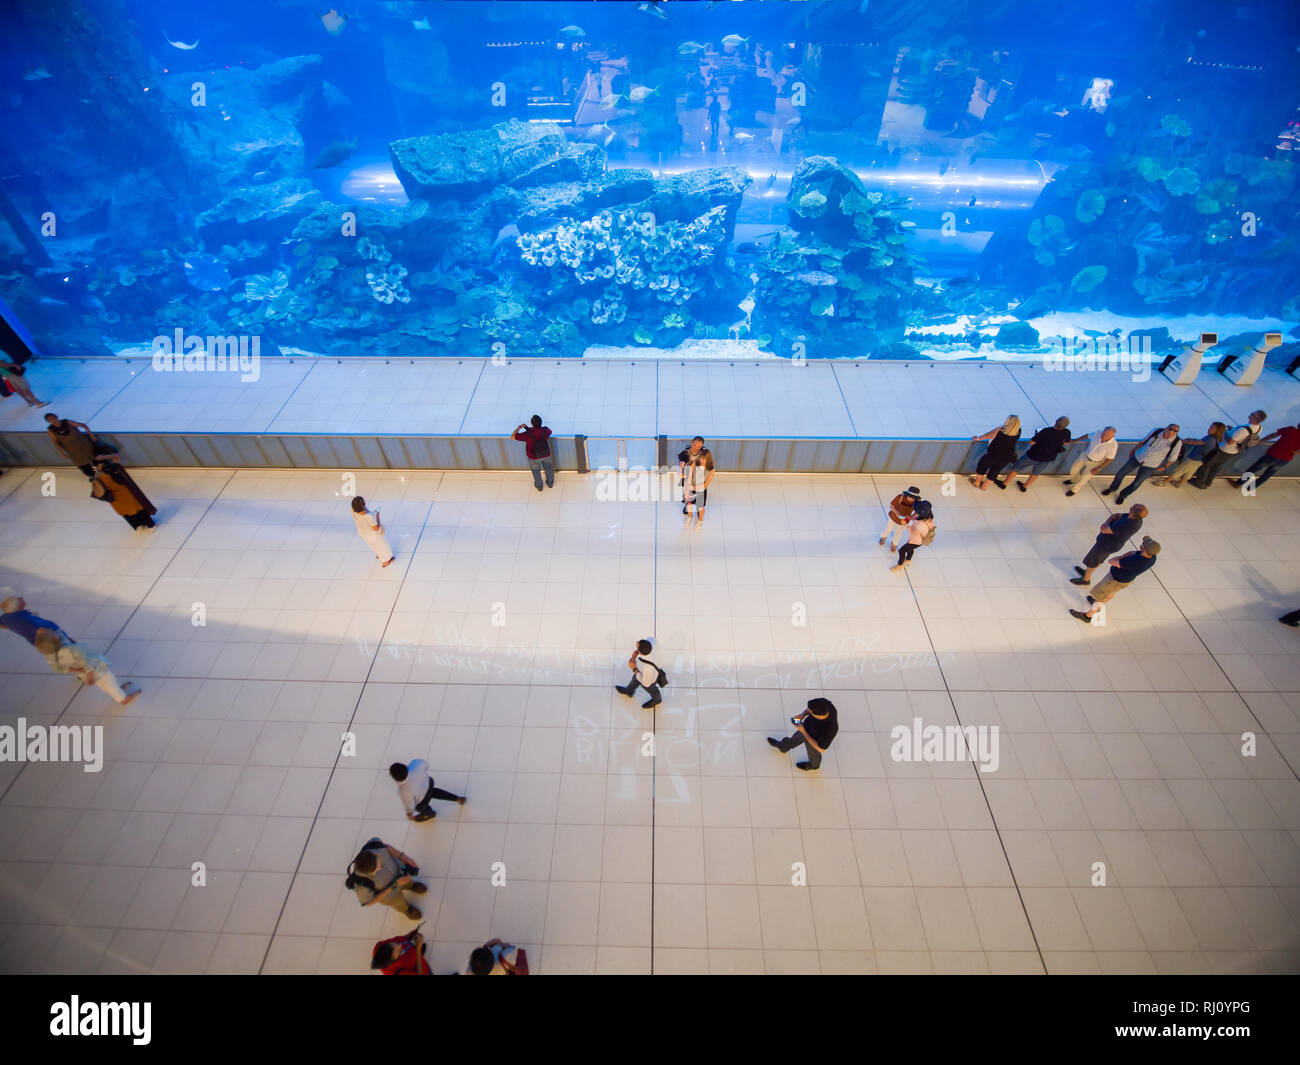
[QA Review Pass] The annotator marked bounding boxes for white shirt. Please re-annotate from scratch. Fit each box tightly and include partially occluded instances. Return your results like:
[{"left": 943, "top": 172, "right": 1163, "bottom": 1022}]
[
  {"left": 634, "top": 654, "right": 660, "bottom": 687},
  {"left": 1085, "top": 437, "right": 1118, "bottom": 463},
  {"left": 1220, "top": 424, "right": 1258, "bottom": 455},
  {"left": 397, "top": 758, "right": 431, "bottom": 815}
]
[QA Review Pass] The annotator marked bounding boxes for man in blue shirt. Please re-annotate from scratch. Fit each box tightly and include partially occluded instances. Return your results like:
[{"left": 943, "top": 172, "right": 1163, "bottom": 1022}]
[
  {"left": 0, "top": 595, "right": 71, "bottom": 650},
  {"left": 1070, "top": 504, "right": 1147, "bottom": 585},
  {"left": 1101, "top": 425, "right": 1181, "bottom": 505},
  {"left": 1071, "top": 537, "right": 1160, "bottom": 623}
]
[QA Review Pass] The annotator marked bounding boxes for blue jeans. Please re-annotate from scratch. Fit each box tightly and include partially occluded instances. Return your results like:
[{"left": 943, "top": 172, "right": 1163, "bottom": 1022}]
[
  {"left": 528, "top": 455, "right": 554, "bottom": 490},
  {"left": 1105, "top": 457, "right": 1157, "bottom": 498},
  {"left": 1243, "top": 453, "right": 1284, "bottom": 487}
]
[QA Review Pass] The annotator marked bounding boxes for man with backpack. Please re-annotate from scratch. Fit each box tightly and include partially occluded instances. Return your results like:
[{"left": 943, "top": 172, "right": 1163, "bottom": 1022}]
[
  {"left": 512, "top": 414, "right": 554, "bottom": 492},
  {"left": 346, "top": 837, "right": 427, "bottom": 921},
  {"left": 1101, "top": 424, "right": 1181, "bottom": 505},
  {"left": 615, "top": 637, "right": 665, "bottom": 709},
  {"left": 1189, "top": 410, "right": 1266, "bottom": 489}
]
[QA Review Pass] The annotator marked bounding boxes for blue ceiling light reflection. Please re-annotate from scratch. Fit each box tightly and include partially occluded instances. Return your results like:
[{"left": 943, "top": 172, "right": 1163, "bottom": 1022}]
[{"left": 339, "top": 161, "right": 409, "bottom": 206}]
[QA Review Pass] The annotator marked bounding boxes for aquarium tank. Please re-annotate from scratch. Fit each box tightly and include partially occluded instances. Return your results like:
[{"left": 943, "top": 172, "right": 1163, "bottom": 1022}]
[{"left": 1, "top": 0, "right": 1298, "bottom": 363}]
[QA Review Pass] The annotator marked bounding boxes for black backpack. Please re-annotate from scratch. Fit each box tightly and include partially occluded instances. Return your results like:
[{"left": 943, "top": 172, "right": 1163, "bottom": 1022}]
[{"left": 345, "top": 838, "right": 385, "bottom": 894}]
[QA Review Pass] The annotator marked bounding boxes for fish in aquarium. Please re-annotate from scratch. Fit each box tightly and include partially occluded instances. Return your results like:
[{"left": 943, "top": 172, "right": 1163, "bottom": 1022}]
[{"left": 1, "top": 0, "right": 1297, "bottom": 365}]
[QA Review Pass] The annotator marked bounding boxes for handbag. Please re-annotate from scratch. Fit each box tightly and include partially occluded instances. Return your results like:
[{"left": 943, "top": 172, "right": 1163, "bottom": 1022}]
[
  {"left": 503, "top": 947, "right": 529, "bottom": 975},
  {"left": 92, "top": 481, "right": 115, "bottom": 504}
]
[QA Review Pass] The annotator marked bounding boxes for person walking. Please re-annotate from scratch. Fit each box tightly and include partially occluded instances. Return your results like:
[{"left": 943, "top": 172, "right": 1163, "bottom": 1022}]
[
  {"left": 390, "top": 758, "right": 466, "bottom": 822},
  {"left": 1070, "top": 537, "right": 1160, "bottom": 623},
  {"left": 371, "top": 926, "right": 431, "bottom": 975},
  {"left": 615, "top": 637, "right": 665, "bottom": 709},
  {"left": 1230, "top": 419, "right": 1300, "bottom": 491},
  {"left": 1004, "top": 416, "right": 1072, "bottom": 493},
  {"left": 968, "top": 415, "right": 1020, "bottom": 490},
  {"left": 0, "top": 358, "right": 48, "bottom": 409},
  {"left": 1153, "top": 422, "right": 1225, "bottom": 487},
  {"left": 33, "top": 627, "right": 140, "bottom": 705},
  {"left": 511, "top": 415, "right": 554, "bottom": 492},
  {"left": 890, "top": 499, "right": 935, "bottom": 573},
  {"left": 350, "top": 496, "right": 393, "bottom": 567},
  {"left": 1063, "top": 426, "right": 1118, "bottom": 496},
  {"left": 90, "top": 458, "right": 157, "bottom": 530},
  {"left": 346, "top": 837, "right": 427, "bottom": 921},
  {"left": 767, "top": 697, "right": 839, "bottom": 771},
  {"left": 45, "top": 413, "right": 118, "bottom": 477},
  {"left": 879, "top": 485, "right": 920, "bottom": 549},
  {"left": 0, "top": 595, "right": 72, "bottom": 651},
  {"left": 1101, "top": 424, "right": 1181, "bottom": 505},
  {"left": 466, "top": 938, "right": 528, "bottom": 975},
  {"left": 1070, "top": 503, "right": 1146, "bottom": 585},
  {"left": 1189, "top": 410, "right": 1266, "bottom": 489},
  {"left": 678, "top": 436, "right": 715, "bottom": 529}
]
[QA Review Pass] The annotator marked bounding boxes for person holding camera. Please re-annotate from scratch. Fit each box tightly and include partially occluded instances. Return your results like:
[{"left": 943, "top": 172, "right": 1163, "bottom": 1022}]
[
  {"left": 512, "top": 414, "right": 554, "bottom": 492},
  {"left": 371, "top": 925, "right": 432, "bottom": 975},
  {"left": 346, "top": 837, "right": 427, "bottom": 921},
  {"left": 767, "top": 697, "right": 838, "bottom": 771},
  {"left": 615, "top": 637, "right": 665, "bottom": 709},
  {"left": 390, "top": 757, "right": 466, "bottom": 822}
]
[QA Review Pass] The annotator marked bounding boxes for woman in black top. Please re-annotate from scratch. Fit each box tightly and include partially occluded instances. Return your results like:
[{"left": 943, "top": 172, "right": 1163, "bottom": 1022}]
[{"left": 969, "top": 414, "right": 1020, "bottom": 491}]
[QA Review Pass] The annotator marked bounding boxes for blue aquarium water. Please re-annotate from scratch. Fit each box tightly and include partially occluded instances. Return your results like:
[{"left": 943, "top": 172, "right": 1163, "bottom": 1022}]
[{"left": 1, "top": 0, "right": 1298, "bottom": 362}]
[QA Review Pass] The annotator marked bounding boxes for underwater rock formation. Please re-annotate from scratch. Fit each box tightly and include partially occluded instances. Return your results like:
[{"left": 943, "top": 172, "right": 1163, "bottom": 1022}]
[{"left": 752, "top": 156, "right": 917, "bottom": 357}]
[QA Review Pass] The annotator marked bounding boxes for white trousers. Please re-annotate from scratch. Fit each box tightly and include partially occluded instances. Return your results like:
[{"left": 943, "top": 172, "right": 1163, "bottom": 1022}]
[{"left": 881, "top": 520, "right": 907, "bottom": 548}]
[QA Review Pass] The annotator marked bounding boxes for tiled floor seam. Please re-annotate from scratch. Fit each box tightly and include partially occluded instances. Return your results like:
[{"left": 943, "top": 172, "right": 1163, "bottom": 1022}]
[
  {"left": 877, "top": 473, "right": 1049, "bottom": 973},
  {"left": 255, "top": 485, "right": 442, "bottom": 975},
  {"left": 0, "top": 469, "right": 239, "bottom": 809}
]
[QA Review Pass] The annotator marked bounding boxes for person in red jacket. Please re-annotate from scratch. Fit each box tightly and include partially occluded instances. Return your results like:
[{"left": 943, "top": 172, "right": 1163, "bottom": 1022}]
[
  {"left": 1230, "top": 420, "right": 1300, "bottom": 490},
  {"left": 512, "top": 415, "right": 554, "bottom": 492},
  {"left": 370, "top": 927, "right": 431, "bottom": 975}
]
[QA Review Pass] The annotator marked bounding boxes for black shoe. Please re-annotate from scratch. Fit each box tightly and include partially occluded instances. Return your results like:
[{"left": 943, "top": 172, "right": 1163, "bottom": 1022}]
[
  {"left": 1069, "top": 577, "right": 1088, "bottom": 585},
  {"left": 1069, "top": 609, "right": 1092, "bottom": 624},
  {"left": 642, "top": 700, "right": 660, "bottom": 709},
  {"left": 457, "top": 796, "right": 467, "bottom": 805},
  {"left": 1063, "top": 480, "right": 1074, "bottom": 486},
  {"left": 1280, "top": 616, "right": 1300, "bottom": 628},
  {"left": 992, "top": 479, "right": 1006, "bottom": 490},
  {"left": 410, "top": 882, "right": 428, "bottom": 894},
  {"left": 1066, "top": 489, "right": 1076, "bottom": 497},
  {"left": 615, "top": 686, "right": 634, "bottom": 697},
  {"left": 1100, "top": 488, "right": 1115, "bottom": 496},
  {"left": 1016, "top": 481, "right": 1027, "bottom": 493},
  {"left": 796, "top": 761, "right": 817, "bottom": 771},
  {"left": 1086, "top": 596, "right": 1096, "bottom": 604},
  {"left": 767, "top": 737, "right": 783, "bottom": 750},
  {"left": 1074, "top": 565, "right": 1086, "bottom": 577},
  {"left": 1115, "top": 494, "right": 1129, "bottom": 506},
  {"left": 535, "top": 484, "right": 543, "bottom": 492}
]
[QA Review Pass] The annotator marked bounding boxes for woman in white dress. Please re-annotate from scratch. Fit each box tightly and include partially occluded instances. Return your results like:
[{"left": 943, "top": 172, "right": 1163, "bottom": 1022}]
[{"left": 351, "top": 496, "right": 394, "bottom": 567}]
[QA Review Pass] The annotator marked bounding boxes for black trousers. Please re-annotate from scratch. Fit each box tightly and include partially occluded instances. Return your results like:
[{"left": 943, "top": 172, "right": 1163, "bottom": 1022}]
[
  {"left": 617, "top": 675, "right": 662, "bottom": 705},
  {"left": 897, "top": 543, "right": 918, "bottom": 565},
  {"left": 774, "top": 733, "right": 822, "bottom": 769},
  {"left": 1189, "top": 447, "right": 1232, "bottom": 487},
  {"left": 413, "top": 778, "right": 460, "bottom": 819}
]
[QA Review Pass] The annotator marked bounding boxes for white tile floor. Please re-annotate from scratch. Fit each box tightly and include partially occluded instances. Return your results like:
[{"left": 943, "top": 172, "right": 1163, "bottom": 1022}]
[
  {"left": 4, "top": 357, "right": 1296, "bottom": 446},
  {"left": 0, "top": 462, "right": 1297, "bottom": 975}
]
